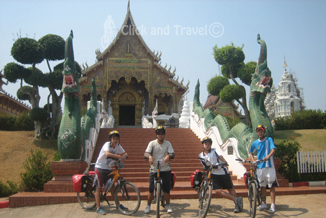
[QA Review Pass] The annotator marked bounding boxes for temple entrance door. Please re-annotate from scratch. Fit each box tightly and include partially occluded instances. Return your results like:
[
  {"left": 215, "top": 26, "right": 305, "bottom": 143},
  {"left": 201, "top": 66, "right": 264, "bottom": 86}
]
[{"left": 119, "top": 105, "right": 135, "bottom": 125}]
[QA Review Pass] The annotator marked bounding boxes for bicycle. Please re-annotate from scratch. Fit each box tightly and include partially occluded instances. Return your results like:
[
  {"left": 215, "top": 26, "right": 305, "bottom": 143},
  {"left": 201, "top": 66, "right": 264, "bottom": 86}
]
[
  {"left": 76, "top": 159, "right": 141, "bottom": 215},
  {"left": 197, "top": 157, "right": 228, "bottom": 218},
  {"left": 236, "top": 158, "right": 263, "bottom": 218},
  {"left": 143, "top": 158, "right": 168, "bottom": 218}
]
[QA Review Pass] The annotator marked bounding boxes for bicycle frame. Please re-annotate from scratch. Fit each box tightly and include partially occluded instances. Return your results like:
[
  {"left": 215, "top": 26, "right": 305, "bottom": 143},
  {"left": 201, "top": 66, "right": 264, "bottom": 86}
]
[
  {"left": 77, "top": 158, "right": 141, "bottom": 215},
  {"left": 236, "top": 158, "right": 262, "bottom": 218},
  {"left": 152, "top": 160, "right": 166, "bottom": 211},
  {"left": 197, "top": 157, "right": 228, "bottom": 218}
]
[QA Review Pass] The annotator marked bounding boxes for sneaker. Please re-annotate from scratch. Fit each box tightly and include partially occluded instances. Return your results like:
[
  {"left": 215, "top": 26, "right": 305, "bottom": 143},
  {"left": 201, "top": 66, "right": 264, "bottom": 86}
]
[
  {"left": 234, "top": 205, "right": 240, "bottom": 213},
  {"left": 166, "top": 204, "right": 173, "bottom": 213},
  {"left": 144, "top": 204, "right": 151, "bottom": 214},
  {"left": 118, "top": 204, "right": 128, "bottom": 210},
  {"left": 96, "top": 208, "right": 106, "bottom": 215},
  {"left": 269, "top": 204, "right": 276, "bottom": 213},
  {"left": 237, "top": 197, "right": 243, "bottom": 212},
  {"left": 257, "top": 202, "right": 268, "bottom": 211},
  {"left": 234, "top": 199, "right": 240, "bottom": 213}
]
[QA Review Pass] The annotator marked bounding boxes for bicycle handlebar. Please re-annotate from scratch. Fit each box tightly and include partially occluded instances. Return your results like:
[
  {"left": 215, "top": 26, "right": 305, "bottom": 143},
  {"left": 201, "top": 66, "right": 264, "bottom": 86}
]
[
  {"left": 235, "top": 158, "right": 263, "bottom": 164},
  {"left": 198, "top": 157, "right": 228, "bottom": 169}
]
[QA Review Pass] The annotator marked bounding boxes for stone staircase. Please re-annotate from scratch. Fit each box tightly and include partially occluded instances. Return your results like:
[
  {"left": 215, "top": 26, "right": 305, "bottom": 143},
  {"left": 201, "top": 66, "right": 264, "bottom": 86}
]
[
  {"left": 92, "top": 128, "right": 214, "bottom": 199},
  {"left": 8, "top": 128, "right": 326, "bottom": 207}
]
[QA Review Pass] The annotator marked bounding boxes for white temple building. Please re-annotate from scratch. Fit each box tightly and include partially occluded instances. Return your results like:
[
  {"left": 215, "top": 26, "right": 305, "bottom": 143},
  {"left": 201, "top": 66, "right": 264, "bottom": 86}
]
[{"left": 274, "top": 58, "right": 304, "bottom": 118}]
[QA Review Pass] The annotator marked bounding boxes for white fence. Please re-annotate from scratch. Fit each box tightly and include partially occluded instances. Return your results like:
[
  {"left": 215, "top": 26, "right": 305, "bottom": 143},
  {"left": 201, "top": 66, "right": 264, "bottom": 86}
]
[{"left": 297, "top": 151, "right": 326, "bottom": 173}]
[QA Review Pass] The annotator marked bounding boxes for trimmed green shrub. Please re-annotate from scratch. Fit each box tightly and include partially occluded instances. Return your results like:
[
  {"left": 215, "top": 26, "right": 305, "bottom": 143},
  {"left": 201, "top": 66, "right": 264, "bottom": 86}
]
[
  {"left": 20, "top": 149, "right": 53, "bottom": 191},
  {"left": 0, "top": 180, "right": 19, "bottom": 197},
  {"left": 0, "top": 111, "right": 34, "bottom": 131},
  {"left": 14, "top": 111, "right": 34, "bottom": 130},
  {"left": 275, "top": 109, "right": 326, "bottom": 130},
  {"left": 0, "top": 111, "right": 16, "bottom": 131}
]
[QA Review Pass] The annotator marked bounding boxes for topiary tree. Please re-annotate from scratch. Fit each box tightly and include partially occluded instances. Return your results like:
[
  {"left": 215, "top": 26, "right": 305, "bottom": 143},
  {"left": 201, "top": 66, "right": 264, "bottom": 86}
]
[
  {"left": 3, "top": 33, "right": 81, "bottom": 139},
  {"left": 209, "top": 43, "right": 257, "bottom": 126}
]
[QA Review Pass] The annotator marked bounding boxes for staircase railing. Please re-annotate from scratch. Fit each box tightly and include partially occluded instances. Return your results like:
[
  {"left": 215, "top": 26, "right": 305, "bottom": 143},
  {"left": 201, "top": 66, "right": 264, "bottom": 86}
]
[
  {"left": 83, "top": 101, "right": 103, "bottom": 172},
  {"left": 189, "top": 102, "right": 246, "bottom": 178}
]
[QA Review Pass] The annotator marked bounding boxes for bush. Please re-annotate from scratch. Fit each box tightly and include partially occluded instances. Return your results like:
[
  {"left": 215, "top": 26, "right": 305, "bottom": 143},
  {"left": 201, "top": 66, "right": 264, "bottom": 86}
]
[
  {"left": 275, "top": 109, "right": 326, "bottom": 130},
  {"left": 0, "top": 111, "right": 16, "bottom": 131},
  {"left": 53, "top": 151, "right": 60, "bottom": 161},
  {"left": 275, "top": 139, "right": 301, "bottom": 182},
  {"left": 0, "top": 180, "right": 19, "bottom": 197},
  {"left": 29, "top": 107, "right": 49, "bottom": 121},
  {"left": 0, "top": 111, "right": 34, "bottom": 131},
  {"left": 275, "top": 139, "right": 326, "bottom": 182},
  {"left": 20, "top": 149, "right": 53, "bottom": 191},
  {"left": 14, "top": 111, "right": 34, "bottom": 130}
]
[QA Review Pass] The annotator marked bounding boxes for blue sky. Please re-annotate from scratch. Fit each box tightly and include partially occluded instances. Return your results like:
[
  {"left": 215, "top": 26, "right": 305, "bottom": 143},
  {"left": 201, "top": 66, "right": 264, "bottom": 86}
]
[{"left": 1, "top": 0, "right": 325, "bottom": 111}]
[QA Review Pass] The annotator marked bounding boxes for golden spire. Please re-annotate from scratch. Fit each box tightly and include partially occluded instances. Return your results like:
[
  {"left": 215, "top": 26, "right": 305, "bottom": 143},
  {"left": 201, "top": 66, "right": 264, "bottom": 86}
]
[{"left": 282, "top": 56, "right": 288, "bottom": 70}]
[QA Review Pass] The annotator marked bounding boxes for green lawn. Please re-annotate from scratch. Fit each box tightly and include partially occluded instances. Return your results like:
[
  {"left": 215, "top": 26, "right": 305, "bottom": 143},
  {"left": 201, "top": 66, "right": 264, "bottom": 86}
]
[{"left": 274, "top": 129, "right": 326, "bottom": 151}]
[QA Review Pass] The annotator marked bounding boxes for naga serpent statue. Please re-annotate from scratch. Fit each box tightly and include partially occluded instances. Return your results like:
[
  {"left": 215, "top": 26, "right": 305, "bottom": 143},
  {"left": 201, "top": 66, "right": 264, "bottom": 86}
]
[
  {"left": 193, "top": 34, "right": 273, "bottom": 158},
  {"left": 58, "top": 30, "right": 97, "bottom": 161}
]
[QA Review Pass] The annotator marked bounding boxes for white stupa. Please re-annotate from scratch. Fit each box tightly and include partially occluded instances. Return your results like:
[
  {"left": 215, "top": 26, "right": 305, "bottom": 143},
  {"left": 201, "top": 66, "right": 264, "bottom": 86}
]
[
  {"left": 274, "top": 58, "right": 304, "bottom": 118},
  {"left": 179, "top": 94, "right": 190, "bottom": 128}
]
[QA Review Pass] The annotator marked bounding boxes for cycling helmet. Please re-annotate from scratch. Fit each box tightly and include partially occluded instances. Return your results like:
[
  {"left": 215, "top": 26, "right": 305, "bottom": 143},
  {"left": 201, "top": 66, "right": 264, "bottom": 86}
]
[
  {"left": 201, "top": 137, "right": 212, "bottom": 144},
  {"left": 155, "top": 126, "right": 166, "bottom": 134},
  {"left": 256, "top": 125, "right": 266, "bottom": 132},
  {"left": 109, "top": 130, "right": 120, "bottom": 139}
]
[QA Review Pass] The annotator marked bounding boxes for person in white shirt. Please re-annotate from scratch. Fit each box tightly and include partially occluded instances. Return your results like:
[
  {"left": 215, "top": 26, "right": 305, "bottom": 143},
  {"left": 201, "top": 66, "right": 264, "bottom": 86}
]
[
  {"left": 198, "top": 137, "right": 243, "bottom": 213},
  {"left": 94, "top": 130, "right": 128, "bottom": 215},
  {"left": 143, "top": 126, "right": 175, "bottom": 214}
]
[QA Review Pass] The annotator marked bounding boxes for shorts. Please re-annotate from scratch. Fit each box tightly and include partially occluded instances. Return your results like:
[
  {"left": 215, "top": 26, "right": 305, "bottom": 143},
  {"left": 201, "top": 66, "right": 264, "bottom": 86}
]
[
  {"left": 95, "top": 168, "right": 113, "bottom": 188},
  {"left": 211, "top": 174, "right": 234, "bottom": 190},
  {"left": 256, "top": 167, "right": 279, "bottom": 188},
  {"left": 149, "top": 171, "right": 171, "bottom": 194}
]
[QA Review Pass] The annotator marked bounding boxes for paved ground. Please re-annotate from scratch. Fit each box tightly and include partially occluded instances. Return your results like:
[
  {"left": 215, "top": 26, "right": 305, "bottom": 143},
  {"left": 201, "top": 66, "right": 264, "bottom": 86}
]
[{"left": 1, "top": 193, "right": 325, "bottom": 218}]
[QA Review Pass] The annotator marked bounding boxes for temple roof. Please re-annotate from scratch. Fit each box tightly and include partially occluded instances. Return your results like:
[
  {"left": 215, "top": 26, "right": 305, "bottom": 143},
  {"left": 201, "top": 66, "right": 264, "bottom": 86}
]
[
  {"left": 80, "top": 2, "right": 188, "bottom": 91},
  {"left": 95, "top": 7, "right": 161, "bottom": 62}
]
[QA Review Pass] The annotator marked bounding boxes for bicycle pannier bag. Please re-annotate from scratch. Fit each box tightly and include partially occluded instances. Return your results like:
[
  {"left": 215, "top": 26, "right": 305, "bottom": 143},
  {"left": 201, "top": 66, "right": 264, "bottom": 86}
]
[
  {"left": 243, "top": 172, "right": 250, "bottom": 188},
  {"left": 80, "top": 175, "right": 92, "bottom": 192},
  {"left": 190, "top": 170, "right": 202, "bottom": 188},
  {"left": 72, "top": 174, "right": 84, "bottom": 192}
]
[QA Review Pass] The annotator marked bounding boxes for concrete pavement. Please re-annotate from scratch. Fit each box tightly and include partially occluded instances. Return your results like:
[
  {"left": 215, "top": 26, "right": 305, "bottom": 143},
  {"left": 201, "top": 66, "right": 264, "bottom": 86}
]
[{"left": 1, "top": 193, "right": 325, "bottom": 218}]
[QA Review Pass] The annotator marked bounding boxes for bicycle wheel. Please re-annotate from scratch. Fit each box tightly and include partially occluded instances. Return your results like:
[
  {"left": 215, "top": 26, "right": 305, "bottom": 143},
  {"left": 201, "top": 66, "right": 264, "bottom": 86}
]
[
  {"left": 114, "top": 181, "right": 141, "bottom": 215},
  {"left": 77, "top": 186, "right": 96, "bottom": 210},
  {"left": 161, "top": 191, "right": 166, "bottom": 208},
  {"left": 156, "top": 182, "right": 161, "bottom": 218},
  {"left": 249, "top": 182, "right": 257, "bottom": 218},
  {"left": 256, "top": 186, "right": 261, "bottom": 206},
  {"left": 199, "top": 183, "right": 212, "bottom": 218}
]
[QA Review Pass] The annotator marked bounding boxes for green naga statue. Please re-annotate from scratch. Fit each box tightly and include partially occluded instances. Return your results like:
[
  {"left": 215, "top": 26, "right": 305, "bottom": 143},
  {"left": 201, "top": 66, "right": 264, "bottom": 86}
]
[
  {"left": 58, "top": 30, "right": 98, "bottom": 161},
  {"left": 193, "top": 34, "right": 273, "bottom": 158},
  {"left": 58, "top": 30, "right": 83, "bottom": 160},
  {"left": 249, "top": 34, "right": 273, "bottom": 142}
]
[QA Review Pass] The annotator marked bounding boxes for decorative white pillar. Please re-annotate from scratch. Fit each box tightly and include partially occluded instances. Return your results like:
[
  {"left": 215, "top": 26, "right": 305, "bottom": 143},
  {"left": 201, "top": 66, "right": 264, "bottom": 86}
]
[{"left": 179, "top": 95, "right": 190, "bottom": 128}]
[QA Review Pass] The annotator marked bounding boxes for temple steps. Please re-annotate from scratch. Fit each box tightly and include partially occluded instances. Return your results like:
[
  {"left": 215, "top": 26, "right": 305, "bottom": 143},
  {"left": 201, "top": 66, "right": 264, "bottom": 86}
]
[{"left": 8, "top": 128, "right": 325, "bottom": 207}]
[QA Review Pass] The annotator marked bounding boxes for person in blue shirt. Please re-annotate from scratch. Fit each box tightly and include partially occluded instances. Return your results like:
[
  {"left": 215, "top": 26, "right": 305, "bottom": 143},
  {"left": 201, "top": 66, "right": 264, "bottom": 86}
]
[{"left": 250, "top": 125, "right": 278, "bottom": 213}]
